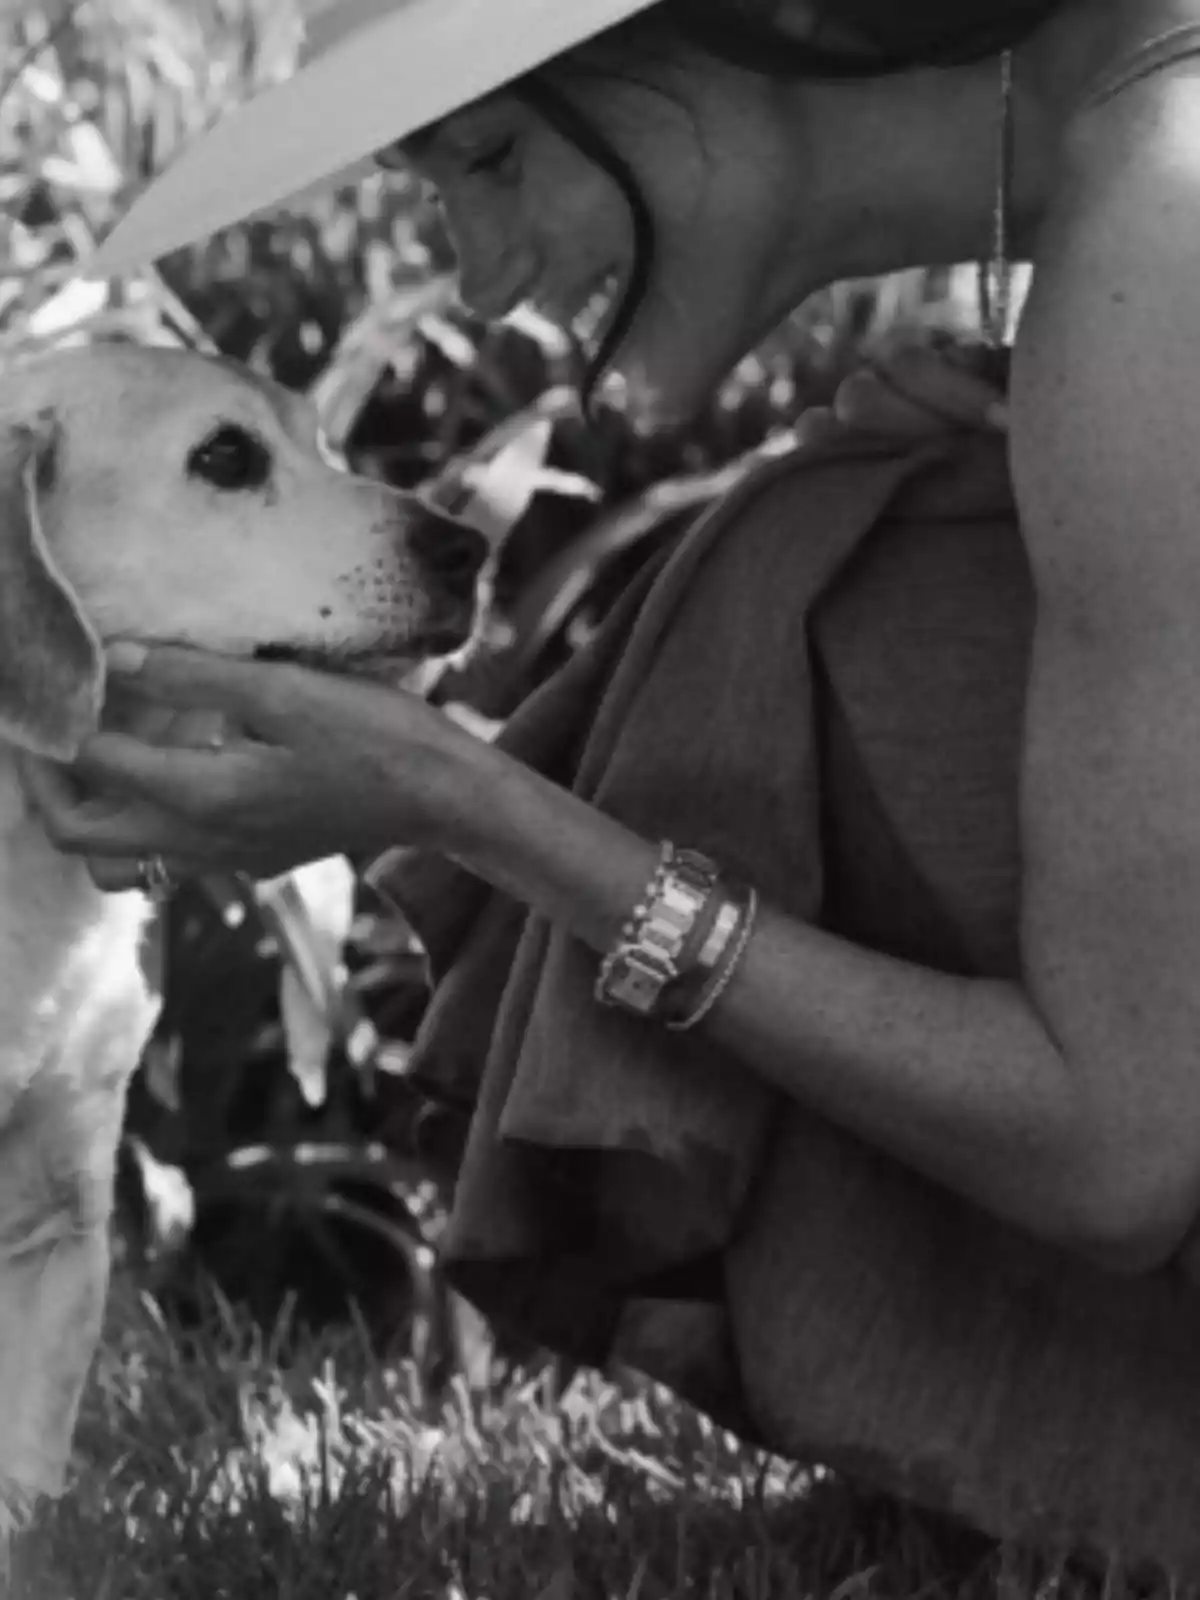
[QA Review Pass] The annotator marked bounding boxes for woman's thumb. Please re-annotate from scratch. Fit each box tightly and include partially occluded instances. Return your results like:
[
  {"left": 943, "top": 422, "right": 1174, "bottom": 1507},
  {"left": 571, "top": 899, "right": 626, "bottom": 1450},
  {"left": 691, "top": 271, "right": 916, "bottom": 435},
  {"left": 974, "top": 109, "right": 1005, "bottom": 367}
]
[{"left": 103, "top": 642, "right": 289, "bottom": 738}]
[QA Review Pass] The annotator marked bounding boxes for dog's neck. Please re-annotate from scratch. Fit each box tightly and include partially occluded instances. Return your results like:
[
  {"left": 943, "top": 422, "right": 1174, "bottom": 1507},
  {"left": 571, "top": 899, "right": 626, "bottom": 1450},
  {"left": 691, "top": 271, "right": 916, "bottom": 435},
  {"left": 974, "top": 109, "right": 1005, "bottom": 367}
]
[
  {"left": 0, "top": 758, "right": 31, "bottom": 839},
  {"left": 0, "top": 753, "right": 87, "bottom": 860},
  {"left": 0, "top": 747, "right": 152, "bottom": 1099},
  {"left": 0, "top": 744, "right": 123, "bottom": 913}
]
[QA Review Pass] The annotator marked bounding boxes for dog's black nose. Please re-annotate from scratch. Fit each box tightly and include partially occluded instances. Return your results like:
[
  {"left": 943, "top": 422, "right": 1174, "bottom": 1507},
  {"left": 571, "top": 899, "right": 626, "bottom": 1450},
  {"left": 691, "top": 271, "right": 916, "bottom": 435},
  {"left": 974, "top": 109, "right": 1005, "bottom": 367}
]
[{"left": 410, "top": 511, "right": 490, "bottom": 600}]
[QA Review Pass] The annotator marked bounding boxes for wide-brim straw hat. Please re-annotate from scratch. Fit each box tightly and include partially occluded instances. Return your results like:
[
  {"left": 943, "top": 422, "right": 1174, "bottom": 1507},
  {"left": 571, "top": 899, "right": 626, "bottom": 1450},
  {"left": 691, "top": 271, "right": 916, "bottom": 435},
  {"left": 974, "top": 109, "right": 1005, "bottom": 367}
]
[{"left": 85, "top": 0, "right": 660, "bottom": 278}]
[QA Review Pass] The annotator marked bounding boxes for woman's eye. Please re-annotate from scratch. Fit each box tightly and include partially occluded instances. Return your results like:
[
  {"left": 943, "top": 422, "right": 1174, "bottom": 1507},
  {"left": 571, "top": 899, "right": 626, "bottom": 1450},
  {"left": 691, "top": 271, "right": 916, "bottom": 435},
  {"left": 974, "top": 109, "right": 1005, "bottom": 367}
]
[
  {"left": 187, "top": 425, "right": 272, "bottom": 492},
  {"left": 467, "top": 136, "right": 518, "bottom": 177}
]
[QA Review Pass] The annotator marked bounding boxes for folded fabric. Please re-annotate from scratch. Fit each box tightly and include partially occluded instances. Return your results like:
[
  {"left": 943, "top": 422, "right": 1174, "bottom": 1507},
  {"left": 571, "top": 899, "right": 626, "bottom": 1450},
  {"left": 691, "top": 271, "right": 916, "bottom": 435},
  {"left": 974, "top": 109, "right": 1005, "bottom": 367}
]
[{"left": 384, "top": 432, "right": 1200, "bottom": 1583}]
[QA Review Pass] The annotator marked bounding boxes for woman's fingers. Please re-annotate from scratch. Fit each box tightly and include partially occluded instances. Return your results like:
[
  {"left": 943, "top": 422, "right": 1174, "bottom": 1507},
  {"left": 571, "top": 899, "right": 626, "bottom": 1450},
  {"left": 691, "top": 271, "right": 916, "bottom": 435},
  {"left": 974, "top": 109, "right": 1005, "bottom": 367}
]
[
  {"left": 16, "top": 749, "right": 222, "bottom": 857},
  {"left": 158, "top": 709, "right": 233, "bottom": 749},
  {"left": 12, "top": 752, "right": 132, "bottom": 849},
  {"left": 85, "top": 856, "right": 146, "bottom": 894},
  {"left": 69, "top": 733, "right": 242, "bottom": 815},
  {"left": 104, "top": 643, "right": 301, "bottom": 741},
  {"left": 798, "top": 339, "right": 1010, "bottom": 452},
  {"left": 15, "top": 750, "right": 87, "bottom": 820},
  {"left": 83, "top": 855, "right": 196, "bottom": 894},
  {"left": 826, "top": 338, "right": 1008, "bottom": 438},
  {"left": 103, "top": 691, "right": 232, "bottom": 751}
]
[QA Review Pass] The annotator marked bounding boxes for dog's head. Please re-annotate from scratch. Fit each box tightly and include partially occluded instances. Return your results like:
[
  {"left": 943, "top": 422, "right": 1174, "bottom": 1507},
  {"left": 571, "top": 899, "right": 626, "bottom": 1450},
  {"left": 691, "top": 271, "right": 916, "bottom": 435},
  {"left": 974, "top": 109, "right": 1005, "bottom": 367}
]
[{"left": 0, "top": 344, "right": 490, "bottom": 759}]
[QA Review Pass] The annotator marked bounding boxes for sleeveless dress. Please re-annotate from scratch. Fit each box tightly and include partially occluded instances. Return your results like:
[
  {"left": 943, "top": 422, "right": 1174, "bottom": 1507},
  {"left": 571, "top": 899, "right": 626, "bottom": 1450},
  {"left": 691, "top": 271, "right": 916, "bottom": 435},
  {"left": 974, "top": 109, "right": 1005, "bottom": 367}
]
[{"left": 1080, "top": 2, "right": 1200, "bottom": 107}]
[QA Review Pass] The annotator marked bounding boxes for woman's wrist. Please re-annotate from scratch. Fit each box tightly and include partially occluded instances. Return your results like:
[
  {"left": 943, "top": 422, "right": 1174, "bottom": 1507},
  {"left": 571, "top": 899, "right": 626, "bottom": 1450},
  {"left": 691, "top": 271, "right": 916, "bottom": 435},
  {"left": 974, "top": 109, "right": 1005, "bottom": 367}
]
[
  {"left": 434, "top": 724, "right": 662, "bottom": 953},
  {"left": 589, "top": 841, "right": 759, "bottom": 1031},
  {"left": 381, "top": 695, "right": 507, "bottom": 857},
  {"left": 439, "top": 748, "right": 759, "bottom": 1033}
]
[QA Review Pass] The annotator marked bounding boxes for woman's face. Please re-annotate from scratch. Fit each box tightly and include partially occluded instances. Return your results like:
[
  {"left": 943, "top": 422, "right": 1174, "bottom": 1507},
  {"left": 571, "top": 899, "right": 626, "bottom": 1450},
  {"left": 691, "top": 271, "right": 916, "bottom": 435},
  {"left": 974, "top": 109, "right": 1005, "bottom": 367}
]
[{"left": 390, "top": 28, "right": 806, "bottom": 424}]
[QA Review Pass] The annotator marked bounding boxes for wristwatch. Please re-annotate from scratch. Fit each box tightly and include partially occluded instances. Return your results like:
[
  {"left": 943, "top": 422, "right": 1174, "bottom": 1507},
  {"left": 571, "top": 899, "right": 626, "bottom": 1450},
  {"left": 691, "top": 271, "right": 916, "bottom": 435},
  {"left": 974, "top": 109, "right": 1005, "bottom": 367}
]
[{"left": 597, "top": 846, "right": 718, "bottom": 1016}]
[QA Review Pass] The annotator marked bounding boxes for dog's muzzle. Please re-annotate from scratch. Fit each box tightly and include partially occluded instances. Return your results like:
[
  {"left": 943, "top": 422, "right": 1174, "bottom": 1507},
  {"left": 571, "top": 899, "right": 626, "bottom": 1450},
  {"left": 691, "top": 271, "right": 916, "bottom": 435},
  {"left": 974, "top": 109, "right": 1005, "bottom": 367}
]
[{"left": 408, "top": 511, "right": 490, "bottom": 606}]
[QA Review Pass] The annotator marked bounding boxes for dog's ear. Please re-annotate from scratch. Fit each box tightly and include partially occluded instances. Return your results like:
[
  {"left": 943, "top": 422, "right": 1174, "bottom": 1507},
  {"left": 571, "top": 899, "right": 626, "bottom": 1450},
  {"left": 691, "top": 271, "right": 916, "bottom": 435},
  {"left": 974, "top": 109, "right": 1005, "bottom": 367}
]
[{"left": 0, "top": 410, "right": 103, "bottom": 759}]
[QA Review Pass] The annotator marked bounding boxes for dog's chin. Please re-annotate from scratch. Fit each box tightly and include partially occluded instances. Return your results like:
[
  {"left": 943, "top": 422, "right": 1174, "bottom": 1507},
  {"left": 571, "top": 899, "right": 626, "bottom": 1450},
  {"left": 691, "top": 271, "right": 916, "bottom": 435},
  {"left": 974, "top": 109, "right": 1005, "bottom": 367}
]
[{"left": 253, "top": 628, "right": 472, "bottom": 682}]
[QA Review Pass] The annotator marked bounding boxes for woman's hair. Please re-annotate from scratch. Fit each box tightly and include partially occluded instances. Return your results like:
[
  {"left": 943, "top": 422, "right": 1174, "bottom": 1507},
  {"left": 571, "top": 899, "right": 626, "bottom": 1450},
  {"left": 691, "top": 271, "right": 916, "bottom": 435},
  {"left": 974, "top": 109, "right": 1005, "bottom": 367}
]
[
  {"left": 744, "top": 1, "right": 1064, "bottom": 73},
  {"left": 520, "top": 0, "right": 1062, "bottom": 411},
  {"left": 852, "top": 0, "right": 1063, "bottom": 62},
  {"left": 515, "top": 77, "right": 659, "bottom": 412}
]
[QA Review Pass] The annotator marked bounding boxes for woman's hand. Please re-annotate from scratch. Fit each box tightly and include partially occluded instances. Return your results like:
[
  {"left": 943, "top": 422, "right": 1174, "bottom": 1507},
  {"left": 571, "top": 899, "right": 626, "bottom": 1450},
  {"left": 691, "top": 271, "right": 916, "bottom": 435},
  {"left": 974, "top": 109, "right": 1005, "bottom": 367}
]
[
  {"left": 797, "top": 333, "right": 1009, "bottom": 449},
  {"left": 17, "top": 644, "right": 471, "bottom": 889}
]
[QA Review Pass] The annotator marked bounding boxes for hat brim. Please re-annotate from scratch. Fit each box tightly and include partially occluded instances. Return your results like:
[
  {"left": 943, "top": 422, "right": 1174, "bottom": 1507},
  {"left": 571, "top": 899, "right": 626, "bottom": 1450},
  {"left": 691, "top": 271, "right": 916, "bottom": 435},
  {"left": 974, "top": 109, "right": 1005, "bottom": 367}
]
[{"left": 83, "top": 0, "right": 658, "bottom": 279}]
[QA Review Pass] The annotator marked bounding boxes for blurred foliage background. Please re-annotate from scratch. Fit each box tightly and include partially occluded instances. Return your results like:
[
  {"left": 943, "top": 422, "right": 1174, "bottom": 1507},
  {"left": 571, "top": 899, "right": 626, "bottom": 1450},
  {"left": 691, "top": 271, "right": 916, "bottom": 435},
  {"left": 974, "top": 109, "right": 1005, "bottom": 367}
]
[{"left": 0, "top": 0, "right": 1005, "bottom": 1386}]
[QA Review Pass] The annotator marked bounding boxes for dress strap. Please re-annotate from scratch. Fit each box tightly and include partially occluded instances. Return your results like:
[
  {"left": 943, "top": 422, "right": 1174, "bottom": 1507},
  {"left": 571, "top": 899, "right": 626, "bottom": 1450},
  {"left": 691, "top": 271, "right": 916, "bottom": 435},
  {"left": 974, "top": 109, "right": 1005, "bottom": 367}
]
[{"left": 1080, "top": 19, "right": 1200, "bottom": 111}]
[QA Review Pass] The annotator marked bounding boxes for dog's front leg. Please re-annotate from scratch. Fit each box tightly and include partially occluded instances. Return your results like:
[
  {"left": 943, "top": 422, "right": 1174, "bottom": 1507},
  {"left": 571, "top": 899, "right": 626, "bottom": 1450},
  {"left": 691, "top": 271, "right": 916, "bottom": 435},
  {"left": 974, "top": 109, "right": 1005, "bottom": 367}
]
[{"left": 0, "top": 1061, "right": 128, "bottom": 1539}]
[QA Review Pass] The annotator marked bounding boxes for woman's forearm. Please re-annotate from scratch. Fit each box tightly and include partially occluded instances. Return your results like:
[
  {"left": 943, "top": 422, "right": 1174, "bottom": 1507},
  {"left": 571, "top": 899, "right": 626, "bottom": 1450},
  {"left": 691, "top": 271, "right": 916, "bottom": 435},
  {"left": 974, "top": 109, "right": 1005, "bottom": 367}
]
[{"left": 443, "top": 731, "right": 1159, "bottom": 1269}]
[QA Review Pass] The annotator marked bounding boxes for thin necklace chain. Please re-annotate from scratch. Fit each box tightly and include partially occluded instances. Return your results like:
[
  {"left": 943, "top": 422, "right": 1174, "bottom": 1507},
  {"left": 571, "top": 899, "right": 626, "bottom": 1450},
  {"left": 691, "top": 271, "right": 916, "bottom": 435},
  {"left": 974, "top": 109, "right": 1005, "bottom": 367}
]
[{"left": 979, "top": 47, "right": 1015, "bottom": 347}]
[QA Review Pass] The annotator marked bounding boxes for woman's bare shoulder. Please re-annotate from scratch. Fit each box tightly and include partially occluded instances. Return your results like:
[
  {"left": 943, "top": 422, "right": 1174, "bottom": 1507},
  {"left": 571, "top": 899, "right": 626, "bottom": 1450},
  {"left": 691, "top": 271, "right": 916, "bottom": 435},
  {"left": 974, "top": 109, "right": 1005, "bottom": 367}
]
[{"left": 1011, "top": 55, "right": 1200, "bottom": 614}]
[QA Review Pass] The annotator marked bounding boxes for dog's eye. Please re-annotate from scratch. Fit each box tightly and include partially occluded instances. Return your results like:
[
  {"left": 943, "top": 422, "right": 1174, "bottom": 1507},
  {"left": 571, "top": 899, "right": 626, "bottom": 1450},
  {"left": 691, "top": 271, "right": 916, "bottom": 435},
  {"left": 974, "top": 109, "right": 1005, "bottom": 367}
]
[{"left": 187, "top": 425, "right": 271, "bottom": 492}]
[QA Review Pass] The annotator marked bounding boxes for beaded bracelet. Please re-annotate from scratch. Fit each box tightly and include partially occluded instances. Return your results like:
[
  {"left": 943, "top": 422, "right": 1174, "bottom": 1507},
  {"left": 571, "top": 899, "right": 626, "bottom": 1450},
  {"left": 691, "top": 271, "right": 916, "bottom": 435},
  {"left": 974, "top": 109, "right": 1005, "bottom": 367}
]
[{"left": 667, "top": 885, "right": 758, "bottom": 1033}]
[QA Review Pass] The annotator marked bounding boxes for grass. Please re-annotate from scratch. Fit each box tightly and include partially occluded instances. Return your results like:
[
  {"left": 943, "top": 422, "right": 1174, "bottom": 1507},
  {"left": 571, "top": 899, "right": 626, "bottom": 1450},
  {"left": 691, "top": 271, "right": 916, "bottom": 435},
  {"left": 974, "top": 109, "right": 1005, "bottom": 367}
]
[{"left": 8, "top": 1266, "right": 1115, "bottom": 1600}]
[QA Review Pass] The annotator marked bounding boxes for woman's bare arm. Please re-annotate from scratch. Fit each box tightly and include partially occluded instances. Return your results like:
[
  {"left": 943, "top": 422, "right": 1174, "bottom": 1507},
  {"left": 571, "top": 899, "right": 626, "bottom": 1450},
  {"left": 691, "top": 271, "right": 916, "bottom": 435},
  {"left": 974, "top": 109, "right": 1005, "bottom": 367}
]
[
  {"left": 446, "top": 737, "right": 1138, "bottom": 1271},
  {"left": 1005, "top": 70, "right": 1200, "bottom": 1263}
]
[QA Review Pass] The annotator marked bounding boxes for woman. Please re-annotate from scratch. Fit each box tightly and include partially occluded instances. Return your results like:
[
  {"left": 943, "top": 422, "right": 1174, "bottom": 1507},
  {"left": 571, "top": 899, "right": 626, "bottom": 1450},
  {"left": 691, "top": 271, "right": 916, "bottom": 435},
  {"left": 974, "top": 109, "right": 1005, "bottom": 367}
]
[
  {"left": 29, "top": 0, "right": 1200, "bottom": 1572},
  {"left": 64, "top": 0, "right": 1198, "bottom": 1256}
]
